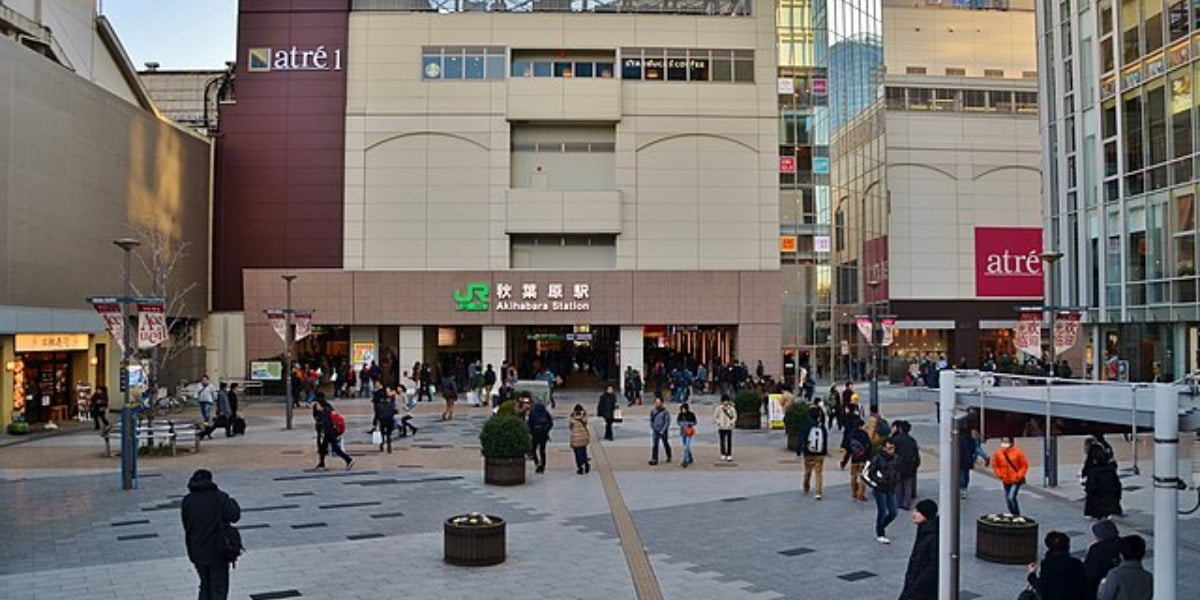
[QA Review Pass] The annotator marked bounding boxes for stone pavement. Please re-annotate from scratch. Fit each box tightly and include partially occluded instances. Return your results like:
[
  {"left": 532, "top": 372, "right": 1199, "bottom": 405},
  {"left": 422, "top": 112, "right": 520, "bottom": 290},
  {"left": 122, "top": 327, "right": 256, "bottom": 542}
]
[{"left": 0, "top": 387, "right": 1197, "bottom": 599}]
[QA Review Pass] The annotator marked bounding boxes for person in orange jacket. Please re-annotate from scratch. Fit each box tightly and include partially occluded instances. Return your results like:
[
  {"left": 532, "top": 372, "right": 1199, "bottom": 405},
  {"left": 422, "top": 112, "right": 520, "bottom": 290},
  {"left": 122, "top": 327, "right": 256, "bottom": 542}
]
[{"left": 991, "top": 435, "right": 1030, "bottom": 515}]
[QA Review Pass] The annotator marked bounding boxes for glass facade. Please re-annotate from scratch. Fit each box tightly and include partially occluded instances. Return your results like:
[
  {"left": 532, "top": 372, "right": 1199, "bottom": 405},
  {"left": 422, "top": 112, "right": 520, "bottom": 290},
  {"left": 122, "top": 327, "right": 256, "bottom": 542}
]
[{"left": 1044, "top": 0, "right": 1200, "bottom": 380}]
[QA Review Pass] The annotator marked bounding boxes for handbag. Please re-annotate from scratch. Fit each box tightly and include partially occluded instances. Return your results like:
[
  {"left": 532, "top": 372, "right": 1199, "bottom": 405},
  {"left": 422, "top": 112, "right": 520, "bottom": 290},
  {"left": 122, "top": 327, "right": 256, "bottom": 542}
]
[
  {"left": 1003, "top": 450, "right": 1027, "bottom": 485},
  {"left": 682, "top": 424, "right": 696, "bottom": 437},
  {"left": 371, "top": 430, "right": 383, "bottom": 445}
]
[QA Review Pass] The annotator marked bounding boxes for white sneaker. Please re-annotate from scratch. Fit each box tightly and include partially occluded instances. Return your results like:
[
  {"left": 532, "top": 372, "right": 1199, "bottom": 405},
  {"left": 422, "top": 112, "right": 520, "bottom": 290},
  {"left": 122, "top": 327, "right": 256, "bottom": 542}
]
[{"left": 876, "top": 536, "right": 890, "bottom": 544}]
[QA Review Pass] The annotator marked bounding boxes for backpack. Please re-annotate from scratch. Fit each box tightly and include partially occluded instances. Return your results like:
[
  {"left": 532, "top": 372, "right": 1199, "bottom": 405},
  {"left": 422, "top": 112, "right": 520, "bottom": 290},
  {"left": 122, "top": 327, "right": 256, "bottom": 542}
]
[
  {"left": 849, "top": 436, "right": 867, "bottom": 461},
  {"left": 874, "top": 417, "right": 890, "bottom": 439},
  {"left": 330, "top": 412, "right": 346, "bottom": 436},
  {"left": 806, "top": 426, "right": 826, "bottom": 454},
  {"left": 223, "top": 522, "right": 244, "bottom": 566}
]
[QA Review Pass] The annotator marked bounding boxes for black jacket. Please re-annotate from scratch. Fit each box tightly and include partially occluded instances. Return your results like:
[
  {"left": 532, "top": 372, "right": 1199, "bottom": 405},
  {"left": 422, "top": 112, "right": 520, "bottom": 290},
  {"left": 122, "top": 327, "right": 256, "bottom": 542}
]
[
  {"left": 484, "top": 367, "right": 497, "bottom": 386},
  {"left": 841, "top": 428, "right": 872, "bottom": 465},
  {"left": 1083, "top": 537, "right": 1122, "bottom": 597},
  {"left": 892, "top": 432, "right": 921, "bottom": 478},
  {"left": 899, "top": 517, "right": 939, "bottom": 600},
  {"left": 866, "top": 451, "right": 901, "bottom": 493},
  {"left": 180, "top": 474, "right": 241, "bottom": 566},
  {"left": 1028, "top": 550, "right": 1089, "bottom": 600},
  {"left": 597, "top": 392, "right": 617, "bottom": 420}
]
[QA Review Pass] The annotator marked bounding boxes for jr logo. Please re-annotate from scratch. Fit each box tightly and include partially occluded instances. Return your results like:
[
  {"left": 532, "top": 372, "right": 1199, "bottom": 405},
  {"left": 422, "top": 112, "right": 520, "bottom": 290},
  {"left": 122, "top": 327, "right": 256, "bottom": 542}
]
[{"left": 454, "top": 283, "right": 490, "bottom": 312}]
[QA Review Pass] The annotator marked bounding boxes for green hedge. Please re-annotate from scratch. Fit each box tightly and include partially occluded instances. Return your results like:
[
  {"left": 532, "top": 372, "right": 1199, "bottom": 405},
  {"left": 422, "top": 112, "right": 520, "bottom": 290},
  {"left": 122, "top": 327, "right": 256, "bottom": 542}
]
[
  {"left": 733, "top": 390, "right": 761, "bottom": 415},
  {"left": 479, "top": 414, "right": 531, "bottom": 458}
]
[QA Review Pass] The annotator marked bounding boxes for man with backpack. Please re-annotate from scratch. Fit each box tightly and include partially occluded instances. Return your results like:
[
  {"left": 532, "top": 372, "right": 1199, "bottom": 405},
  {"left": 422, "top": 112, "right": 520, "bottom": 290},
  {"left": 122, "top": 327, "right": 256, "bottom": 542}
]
[
  {"left": 313, "top": 396, "right": 354, "bottom": 471},
  {"left": 863, "top": 438, "right": 902, "bottom": 544},
  {"left": 839, "top": 417, "right": 872, "bottom": 502},
  {"left": 891, "top": 420, "right": 921, "bottom": 510},
  {"left": 181, "top": 469, "right": 241, "bottom": 600},
  {"left": 798, "top": 406, "right": 829, "bottom": 499},
  {"left": 525, "top": 393, "right": 554, "bottom": 474},
  {"left": 866, "top": 406, "right": 890, "bottom": 446}
]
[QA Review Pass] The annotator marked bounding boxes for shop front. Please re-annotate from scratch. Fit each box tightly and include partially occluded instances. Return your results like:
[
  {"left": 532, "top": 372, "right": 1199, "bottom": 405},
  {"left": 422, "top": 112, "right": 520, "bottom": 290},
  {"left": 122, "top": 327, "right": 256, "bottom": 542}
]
[{"left": 6, "top": 333, "right": 101, "bottom": 425}]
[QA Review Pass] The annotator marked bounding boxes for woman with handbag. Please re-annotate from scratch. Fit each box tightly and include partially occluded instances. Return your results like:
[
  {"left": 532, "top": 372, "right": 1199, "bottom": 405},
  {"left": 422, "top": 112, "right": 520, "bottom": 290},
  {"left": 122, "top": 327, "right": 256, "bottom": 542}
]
[
  {"left": 992, "top": 436, "right": 1030, "bottom": 516},
  {"left": 569, "top": 404, "right": 591, "bottom": 475},
  {"left": 676, "top": 403, "right": 698, "bottom": 467}
]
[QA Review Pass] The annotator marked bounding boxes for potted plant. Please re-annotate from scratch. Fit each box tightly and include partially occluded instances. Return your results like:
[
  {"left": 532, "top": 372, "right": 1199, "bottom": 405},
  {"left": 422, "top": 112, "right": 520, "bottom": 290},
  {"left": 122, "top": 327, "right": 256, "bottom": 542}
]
[
  {"left": 479, "top": 414, "right": 531, "bottom": 486},
  {"left": 6, "top": 417, "right": 30, "bottom": 435},
  {"left": 783, "top": 401, "right": 811, "bottom": 451},
  {"left": 733, "top": 390, "right": 762, "bottom": 429},
  {"left": 976, "top": 513, "right": 1038, "bottom": 565},
  {"left": 444, "top": 512, "right": 506, "bottom": 566}
]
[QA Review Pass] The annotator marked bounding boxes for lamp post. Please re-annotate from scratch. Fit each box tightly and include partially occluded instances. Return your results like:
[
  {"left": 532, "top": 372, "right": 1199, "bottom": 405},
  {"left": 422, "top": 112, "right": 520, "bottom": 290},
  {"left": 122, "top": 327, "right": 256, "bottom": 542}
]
[
  {"left": 1039, "top": 249, "right": 1063, "bottom": 488},
  {"left": 282, "top": 274, "right": 297, "bottom": 431},
  {"left": 113, "top": 237, "right": 141, "bottom": 491},
  {"left": 867, "top": 279, "right": 881, "bottom": 414},
  {"left": 1039, "top": 250, "right": 1064, "bottom": 374}
]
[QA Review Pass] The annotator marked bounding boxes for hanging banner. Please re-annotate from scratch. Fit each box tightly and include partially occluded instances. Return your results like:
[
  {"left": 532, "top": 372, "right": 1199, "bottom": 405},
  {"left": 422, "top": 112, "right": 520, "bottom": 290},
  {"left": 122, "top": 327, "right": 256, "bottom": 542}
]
[
  {"left": 1015, "top": 312, "right": 1043, "bottom": 357},
  {"left": 136, "top": 301, "right": 168, "bottom": 348},
  {"left": 1053, "top": 311, "right": 1082, "bottom": 356},
  {"left": 294, "top": 311, "right": 314, "bottom": 342},
  {"left": 880, "top": 317, "right": 897, "bottom": 347},
  {"left": 266, "top": 310, "right": 287, "bottom": 343},
  {"left": 89, "top": 298, "right": 125, "bottom": 353},
  {"left": 855, "top": 317, "right": 873, "bottom": 344}
]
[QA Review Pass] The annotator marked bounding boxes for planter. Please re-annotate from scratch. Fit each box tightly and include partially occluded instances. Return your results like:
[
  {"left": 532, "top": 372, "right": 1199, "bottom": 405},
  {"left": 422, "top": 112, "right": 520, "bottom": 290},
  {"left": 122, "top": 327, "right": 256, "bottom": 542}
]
[
  {"left": 483, "top": 456, "right": 526, "bottom": 486},
  {"left": 976, "top": 517, "right": 1038, "bottom": 564},
  {"left": 444, "top": 515, "right": 506, "bottom": 566},
  {"left": 735, "top": 412, "right": 761, "bottom": 430},
  {"left": 6, "top": 422, "right": 30, "bottom": 435},
  {"left": 786, "top": 432, "right": 799, "bottom": 452}
]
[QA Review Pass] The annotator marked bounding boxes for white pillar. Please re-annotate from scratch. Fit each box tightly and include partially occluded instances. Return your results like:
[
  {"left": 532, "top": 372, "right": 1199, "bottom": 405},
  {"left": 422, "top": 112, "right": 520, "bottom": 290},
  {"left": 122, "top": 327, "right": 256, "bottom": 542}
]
[
  {"left": 1153, "top": 384, "right": 1178, "bottom": 600},
  {"left": 398, "top": 326, "right": 424, "bottom": 375},
  {"left": 481, "top": 326, "right": 506, "bottom": 375},
  {"left": 619, "top": 326, "right": 644, "bottom": 392},
  {"left": 938, "top": 369, "right": 959, "bottom": 600}
]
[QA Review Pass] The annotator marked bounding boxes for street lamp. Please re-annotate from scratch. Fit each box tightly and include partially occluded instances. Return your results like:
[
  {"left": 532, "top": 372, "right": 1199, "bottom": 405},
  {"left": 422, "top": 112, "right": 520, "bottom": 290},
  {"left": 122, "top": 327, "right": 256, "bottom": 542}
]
[
  {"left": 1039, "top": 251, "right": 1064, "bottom": 375},
  {"left": 1039, "top": 249, "right": 1063, "bottom": 488},
  {"left": 113, "top": 237, "right": 141, "bottom": 491},
  {"left": 867, "top": 279, "right": 881, "bottom": 414},
  {"left": 282, "top": 275, "right": 297, "bottom": 430}
]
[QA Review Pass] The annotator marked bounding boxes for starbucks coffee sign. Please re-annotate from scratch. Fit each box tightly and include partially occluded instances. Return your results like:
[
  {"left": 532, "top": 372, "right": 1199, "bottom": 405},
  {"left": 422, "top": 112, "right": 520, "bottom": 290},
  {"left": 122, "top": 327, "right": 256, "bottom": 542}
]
[{"left": 454, "top": 281, "right": 592, "bottom": 312}]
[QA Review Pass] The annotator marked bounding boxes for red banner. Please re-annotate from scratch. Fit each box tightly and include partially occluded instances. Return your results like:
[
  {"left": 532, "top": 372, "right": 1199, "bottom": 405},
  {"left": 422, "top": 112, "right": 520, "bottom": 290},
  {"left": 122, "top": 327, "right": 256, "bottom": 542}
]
[
  {"left": 91, "top": 300, "right": 125, "bottom": 353},
  {"left": 1015, "top": 312, "right": 1043, "bottom": 358},
  {"left": 1053, "top": 311, "right": 1081, "bottom": 356},
  {"left": 975, "top": 227, "right": 1044, "bottom": 297},
  {"left": 136, "top": 302, "right": 167, "bottom": 349},
  {"left": 266, "top": 310, "right": 287, "bottom": 343},
  {"left": 294, "top": 311, "right": 313, "bottom": 342}
]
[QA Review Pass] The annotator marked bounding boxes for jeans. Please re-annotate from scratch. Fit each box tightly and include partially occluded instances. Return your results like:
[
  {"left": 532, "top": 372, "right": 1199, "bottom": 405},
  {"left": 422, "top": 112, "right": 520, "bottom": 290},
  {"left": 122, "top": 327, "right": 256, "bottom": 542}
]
[
  {"left": 398, "top": 415, "right": 415, "bottom": 436},
  {"left": 651, "top": 431, "right": 672, "bottom": 462},
  {"left": 318, "top": 435, "right": 352, "bottom": 466},
  {"left": 199, "top": 401, "right": 212, "bottom": 423},
  {"left": 378, "top": 418, "right": 395, "bottom": 452},
  {"left": 92, "top": 408, "right": 109, "bottom": 430},
  {"left": 897, "top": 475, "right": 917, "bottom": 510},
  {"left": 603, "top": 418, "right": 614, "bottom": 441},
  {"left": 194, "top": 562, "right": 230, "bottom": 600},
  {"left": 959, "top": 468, "right": 970, "bottom": 491},
  {"left": 873, "top": 489, "right": 899, "bottom": 537},
  {"left": 572, "top": 446, "right": 588, "bottom": 469},
  {"left": 1003, "top": 481, "right": 1023, "bottom": 515},
  {"left": 803, "top": 456, "right": 825, "bottom": 495},
  {"left": 718, "top": 429, "right": 732, "bottom": 456},
  {"left": 532, "top": 434, "right": 549, "bottom": 468},
  {"left": 681, "top": 434, "right": 694, "bottom": 464}
]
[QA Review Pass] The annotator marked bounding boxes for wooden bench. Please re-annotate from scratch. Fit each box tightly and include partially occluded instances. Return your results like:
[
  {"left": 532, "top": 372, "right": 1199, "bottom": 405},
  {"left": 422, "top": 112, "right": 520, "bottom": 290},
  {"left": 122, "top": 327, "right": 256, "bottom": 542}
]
[{"left": 156, "top": 421, "right": 201, "bottom": 455}]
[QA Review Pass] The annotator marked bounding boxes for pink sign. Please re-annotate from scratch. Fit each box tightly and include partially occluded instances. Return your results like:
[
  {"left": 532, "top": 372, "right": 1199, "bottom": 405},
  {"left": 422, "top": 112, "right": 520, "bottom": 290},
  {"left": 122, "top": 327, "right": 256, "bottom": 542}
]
[
  {"left": 1015, "top": 312, "right": 1042, "bottom": 357},
  {"left": 863, "top": 236, "right": 889, "bottom": 302},
  {"left": 779, "top": 156, "right": 796, "bottom": 174},
  {"left": 1053, "top": 311, "right": 1082, "bottom": 356},
  {"left": 975, "top": 227, "right": 1044, "bottom": 297}
]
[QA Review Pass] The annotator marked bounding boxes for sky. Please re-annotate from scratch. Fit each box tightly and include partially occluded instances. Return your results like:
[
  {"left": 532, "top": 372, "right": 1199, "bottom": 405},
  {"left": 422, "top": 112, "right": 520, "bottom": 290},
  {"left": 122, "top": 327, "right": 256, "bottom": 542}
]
[{"left": 100, "top": 0, "right": 238, "bottom": 70}]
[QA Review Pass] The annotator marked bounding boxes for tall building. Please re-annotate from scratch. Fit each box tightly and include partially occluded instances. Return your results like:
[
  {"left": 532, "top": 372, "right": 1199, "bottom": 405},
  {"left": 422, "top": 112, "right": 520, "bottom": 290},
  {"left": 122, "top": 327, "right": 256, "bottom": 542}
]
[
  {"left": 831, "top": 0, "right": 1044, "bottom": 378},
  {"left": 213, "top": 0, "right": 781, "bottom": 385},
  {"left": 1040, "top": 0, "right": 1198, "bottom": 381},
  {"left": 0, "top": 1, "right": 210, "bottom": 428}
]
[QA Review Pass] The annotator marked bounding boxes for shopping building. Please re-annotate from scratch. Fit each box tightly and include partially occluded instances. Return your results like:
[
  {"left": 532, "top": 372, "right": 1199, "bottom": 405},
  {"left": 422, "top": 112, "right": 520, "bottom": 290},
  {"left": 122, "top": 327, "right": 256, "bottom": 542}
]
[
  {"left": 0, "top": 1, "right": 211, "bottom": 427},
  {"left": 213, "top": 0, "right": 781, "bottom": 385},
  {"left": 830, "top": 0, "right": 1045, "bottom": 377},
  {"left": 1040, "top": 0, "right": 1200, "bottom": 381}
]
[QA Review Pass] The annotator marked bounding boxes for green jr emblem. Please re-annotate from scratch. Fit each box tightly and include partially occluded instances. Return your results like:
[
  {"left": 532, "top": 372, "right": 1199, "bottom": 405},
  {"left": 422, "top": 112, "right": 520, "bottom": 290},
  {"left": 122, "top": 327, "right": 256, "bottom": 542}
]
[{"left": 454, "top": 282, "right": 490, "bottom": 312}]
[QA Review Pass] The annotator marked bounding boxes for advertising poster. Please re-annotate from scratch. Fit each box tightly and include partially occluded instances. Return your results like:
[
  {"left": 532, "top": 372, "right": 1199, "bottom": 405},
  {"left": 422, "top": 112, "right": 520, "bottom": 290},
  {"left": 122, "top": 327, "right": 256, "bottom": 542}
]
[
  {"left": 137, "top": 302, "right": 167, "bottom": 349},
  {"left": 250, "top": 361, "right": 283, "bottom": 381},
  {"left": 974, "top": 227, "right": 1044, "bottom": 297},
  {"left": 768, "top": 393, "right": 786, "bottom": 430},
  {"left": 352, "top": 342, "right": 376, "bottom": 368}
]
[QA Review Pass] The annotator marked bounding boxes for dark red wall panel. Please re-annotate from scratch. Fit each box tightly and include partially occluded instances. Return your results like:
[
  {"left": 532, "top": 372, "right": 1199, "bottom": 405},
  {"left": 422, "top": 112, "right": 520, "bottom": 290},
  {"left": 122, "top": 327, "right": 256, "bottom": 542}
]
[{"left": 213, "top": 0, "right": 350, "bottom": 311}]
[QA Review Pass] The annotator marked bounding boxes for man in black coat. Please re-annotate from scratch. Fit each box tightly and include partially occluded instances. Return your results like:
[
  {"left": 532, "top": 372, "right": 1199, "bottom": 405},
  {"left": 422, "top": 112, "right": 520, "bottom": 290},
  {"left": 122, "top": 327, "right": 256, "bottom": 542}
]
[
  {"left": 891, "top": 420, "right": 921, "bottom": 510},
  {"left": 1028, "top": 531, "right": 1089, "bottom": 600},
  {"left": 597, "top": 385, "right": 617, "bottom": 441},
  {"left": 899, "top": 499, "right": 938, "bottom": 600},
  {"left": 181, "top": 469, "right": 241, "bottom": 600},
  {"left": 1083, "top": 520, "right": 1122, "bottom": 598}
]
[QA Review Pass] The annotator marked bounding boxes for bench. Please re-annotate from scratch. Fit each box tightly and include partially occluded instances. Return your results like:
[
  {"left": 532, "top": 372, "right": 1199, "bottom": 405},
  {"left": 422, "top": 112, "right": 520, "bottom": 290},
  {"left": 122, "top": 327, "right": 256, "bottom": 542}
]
[{"left": 102, "top": 420, "right": 202, "bottom": 456}]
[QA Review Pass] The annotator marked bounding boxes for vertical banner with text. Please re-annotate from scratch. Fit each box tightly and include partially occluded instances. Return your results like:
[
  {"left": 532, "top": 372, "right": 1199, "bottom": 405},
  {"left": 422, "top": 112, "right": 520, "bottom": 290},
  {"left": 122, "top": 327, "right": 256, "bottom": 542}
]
[
  {"left": 90, "top": 299, "right": 125, "bottom": 353},
  {"left": 856, "top": 317, "right": 873, "bottom": 344},
  {"left": 880, "top": 317, "right": 897, "bottom": 347},
  {"left": 136, "top": 302, "right": 168, "bottom": 348},
  {"left": 266, "top": 310, "right": 287, "bottom": 343},
  {"left": 1053, "top": 311, "right": 1082, "bottom": 356},
  {"left": 294, "top": 311, "right": 314, "bottom": 342},
  {"left": 1015, "top": 312, "right": 1043, "bottom": 358}
]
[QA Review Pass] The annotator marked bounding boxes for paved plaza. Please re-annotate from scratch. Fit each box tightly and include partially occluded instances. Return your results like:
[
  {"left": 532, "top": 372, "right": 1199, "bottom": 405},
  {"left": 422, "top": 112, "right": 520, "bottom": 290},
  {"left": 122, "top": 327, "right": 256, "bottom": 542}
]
[{"left": 1, "top": 387, "right": 1197, "bottom": 600}]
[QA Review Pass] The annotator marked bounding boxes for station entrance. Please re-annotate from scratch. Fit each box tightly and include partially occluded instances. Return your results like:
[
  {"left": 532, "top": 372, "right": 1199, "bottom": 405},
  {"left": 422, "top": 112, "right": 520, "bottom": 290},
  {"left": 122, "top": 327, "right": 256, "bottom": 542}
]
[{"left": 506, "top": 325, "right": 618, "bottom": 387}]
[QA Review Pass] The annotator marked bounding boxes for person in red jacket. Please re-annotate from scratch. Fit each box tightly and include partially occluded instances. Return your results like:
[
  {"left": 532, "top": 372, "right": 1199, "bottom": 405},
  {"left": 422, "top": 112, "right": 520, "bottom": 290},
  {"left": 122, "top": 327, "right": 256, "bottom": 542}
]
[{"left": 991, "top": 435, "right": 1030, "bottom": 515}]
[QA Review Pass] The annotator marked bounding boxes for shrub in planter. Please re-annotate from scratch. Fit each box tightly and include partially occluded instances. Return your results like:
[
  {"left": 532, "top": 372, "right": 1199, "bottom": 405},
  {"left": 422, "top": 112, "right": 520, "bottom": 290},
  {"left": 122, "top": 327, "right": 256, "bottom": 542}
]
[
  {"left": 733, "top": 390, "right": 762, "bottom": 429},
  {"left": 479, "top": 415, "right": 531, "bottom": 485},
  {"left": 6, "top": 420, "right": 30, "bottom": 435},
  {"left": 783, "top": 402, "right": 811, "bottom": 451},
  {"left": 495, "top": 400, "right": 518, "bottom": 418}
]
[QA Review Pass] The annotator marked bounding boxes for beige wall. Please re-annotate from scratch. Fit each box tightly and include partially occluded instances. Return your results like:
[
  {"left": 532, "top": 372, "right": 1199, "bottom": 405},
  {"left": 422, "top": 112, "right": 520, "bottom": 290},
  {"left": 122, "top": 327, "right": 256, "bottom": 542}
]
[
  {"left": 343, "top": 3, "right": 779, "bottom": 272},
  {"left": 884, "top": 1, "right": 1037, "bottom": 79}
]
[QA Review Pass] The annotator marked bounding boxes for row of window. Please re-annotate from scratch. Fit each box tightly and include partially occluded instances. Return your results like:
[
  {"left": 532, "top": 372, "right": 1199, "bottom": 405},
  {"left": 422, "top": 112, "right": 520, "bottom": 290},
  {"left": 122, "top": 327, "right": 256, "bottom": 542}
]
[
  {"left": 1096, "top": 0, "right": 1200, "bottom": 73},
  {"left": 884, "top": 86, "right": 1039, "bottom": 113},
  {"left": 422, "top": 46, "right": 507, "bottom": 80},
  {"left": 511, "top": 60, "right": 615, "bottom": 79},
  {"left": 902, "top": 65, "right": 1037, "bottom": 79},
  {"left": 619, "top": 48, "right": 755, "bottom": 82},
  {"left": 421, "top": 46, "right": 755, "bottom": 82}
]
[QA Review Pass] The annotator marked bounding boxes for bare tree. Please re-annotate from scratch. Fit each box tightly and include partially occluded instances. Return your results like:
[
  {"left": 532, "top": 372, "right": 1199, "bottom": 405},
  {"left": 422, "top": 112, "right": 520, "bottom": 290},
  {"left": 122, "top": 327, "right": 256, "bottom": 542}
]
[{"left": 128, "top": 225, "right": 198, "bottom": 418}]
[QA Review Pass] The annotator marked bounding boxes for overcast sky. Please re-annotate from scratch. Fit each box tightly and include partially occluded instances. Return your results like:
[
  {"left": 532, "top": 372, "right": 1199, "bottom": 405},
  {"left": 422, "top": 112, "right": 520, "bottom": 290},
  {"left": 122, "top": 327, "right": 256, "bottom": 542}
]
[{"left": 100, "top": 0, "right": 237, "bottom": 70}]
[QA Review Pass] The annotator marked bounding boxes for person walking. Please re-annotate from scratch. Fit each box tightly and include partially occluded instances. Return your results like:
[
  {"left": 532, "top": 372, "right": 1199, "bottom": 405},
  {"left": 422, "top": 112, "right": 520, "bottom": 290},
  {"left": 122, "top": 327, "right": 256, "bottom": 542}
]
[
  {"left": 395, "top": 384, "right": 418, "bottom": 438},
  {"left": 892, "top": 420, "right": 920, "bottom": 510},
  {"left": 958, "top": 426, "right": 990, "bottom": 499},
  {"left": 482, "top": 364, "right": 497, "bottom": 407},
  {"left": 180, "top": 469, "right": 241, "bottom": 600},
  {"left": 1027, "top": 531, "right": 1088, "bottom": 600},
  {"left": 597, "top": 385, "right": 617, "bottom": 441},
  {"left": 992, "top": 435, "right": 1030, "bottom": 515},
  {"left": 217, "top": 383, "right": 234, "bottom": 437},
  {"left": 714, "top": 394, "right": 737, "bottom": 461},
  {"left": 865, "top": 406, "right": 890, "bottom": 446},
  {"left": 839, "top": 417, "right": 871, "bottom": 502},
  {"left": 313, "top": 396, "right": 353, "bottom": 471},
  {"left": 569, "top": 404, "right": 591, "bottom": 475},
  {"left": 440, "top": 373, "right": 458, "bottom": 421},
  {"left": 196, "top": 375, "right": 217, "bottom": 423},
  {"left": 864, "top": 438, "right": 901, "bottom": 543},
  {"left": 90, "top": 385, "right": 110, "bottom": 431},
  {"left": 1096, "top": 535, "right": 1153, "bottom": 600},
  {"left": 826, "top": 384, "right": 840, "bottom": 430},
  {"left": 799, "top": 406, "right": 828, "bottom": 499},
  {"left": 1082, "top": 437, "right": 1124, "bottom": 519},
  {"left": 898, "top": 499, "right": 939, "bottom": 600},
  {"left": 526, "top": 394, "right": 554, "bottom": 474},
  {"left": 374, "top": 385, "right": 398, "bottom": 453},
  {"left": 676, "top": 402, "right": 697, "bottom": 467},
  {"left": 648, "top": 397, "right": 672, "bottom": 465},
  {"left": 227, "top": 383, "right": 241, "bottom": 436},
  {"left": 1083, "top": 520, "right": 1122, "bottom": 599}
]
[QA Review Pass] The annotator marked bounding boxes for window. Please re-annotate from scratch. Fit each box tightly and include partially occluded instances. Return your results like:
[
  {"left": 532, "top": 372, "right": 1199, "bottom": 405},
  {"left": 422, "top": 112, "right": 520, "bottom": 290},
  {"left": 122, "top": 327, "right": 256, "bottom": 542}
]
[
  {"left": 1015, "top": 91, "right": 1039, "bottom": 113},
  {"left": 1022, "top": 70, "right": 1038, "bottom": 79},
  {"left": 907, "top": 87, "right": 933, "bottom": 110},
  {"left": 1145, "top": 0, "right": 1165, "bottom": 53},
  {"left": 992, "top": 90, "right": 1015, "bottom": 112},
  {"left": 886, "top": 87, "right": 906, "bottom": 110},
  {"left": 931, "top": 88, "right": 957, "bottom": 111},
  {"left": 1170, "top": 69, "right": 1193, "bottom": 159},
  {"left": 621, "top": 50, "right": 643, "bottom": 79},
  {"left": 1124, "top": 91, "right": 1145, "bottom": 171},
  {"left": 643, "top": 49, "right": 664, "bottom": 80},
  {"left": 962, "top": 89, "right": 988, "bottom": 111},
  {"left": 1146, "top": 80, "right": 1168, "bottom": 166},
  {"left": 984, "top": 69, "right": 1005, "bottom": 78},
  {"left": 620, "top": 48, "right": 750, "bottom": 83},
  {"left": 834, "top": 206, "right": 846, "bottom": 252},
  {"left": 1121, "top": 0, "right": 1140, "bottom": 64},
  {"left": 905, "top": 66, "right": 927, "bottom": 74},
  {"left": 945, "top": 67, "right": 966, "bottom": 77},
  {"left": 1169, "top": 0, "right": 1189, "bottom": 41},
  {"left": 1101, "top": 37, "right": 1115, "bottom": 73},
  {"left": 422, "top": 46, "right": 506, "bottom": 80}
]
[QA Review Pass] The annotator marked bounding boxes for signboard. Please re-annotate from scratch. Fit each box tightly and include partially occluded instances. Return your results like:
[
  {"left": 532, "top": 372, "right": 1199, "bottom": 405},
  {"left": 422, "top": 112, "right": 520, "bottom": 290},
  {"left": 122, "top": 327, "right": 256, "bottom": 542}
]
[
  {"left": 880, "top": 317, "right": 897, "bottom": 347},
  {"left": 458, "top": 281, "right": 594, "bottom": 312},
  {"left": 89, "top": 299, "right": 125, "bottom": 353},
  {"left": 814, "top": 235, "right": 831, "bottom": 253},
  {"left": 779, "top": 235, "right": 798, "bottom": 253},
  {"left": 136, "top": 301, "right": 168, "bottom": 349},
  {"left": 777, "top": 77, "right": 795, "bottom": 94},
  {"left": 15, "top": 334, "right": 89, "bottom": 352},
  {"left": 294, "top": 311, "right": 314, "bottom": 341},
  {"left": 840, "top": 339, "right": 850, "bottom": 355},
  {"left": 266, "top": 310, "right": 287, "bottom": 343},
  {"left": 812, "top": 156, "right": 830, "bottom": 174},
  {"left": 250, "top": 361, "right": 283, "bottom": 381},
  {"left": 454, "top": 282, "right": 491, "bottom": 311},
  {"left": 779, "top": 156, "right": 796, "bottom": 173},
  {"left": 247, "top": 46, "right": 343, "bottom": 72},
  {"left": 975, "top": 227, "right": 1044, "bottom": 297},
  {"left": 768, "top": 393, "right": 786, "bottom": 430},
  {"left": 863, "top": 236, "right": 889, "bottom": 302},
  {"left": 352, "top": 343, "right": 377, "bottom": 368},
  {"left": 812, "top": 77, "right": 827, "bottom": 96},
  {"left": 1053, "top": 311, "right": 1082, "bottom": 356},
  {"left": 856, "top": 317, "right": 873, "bottom": 344},
  {"left": 1015, "top": 312, "right": 1043, "bottom": 357}
]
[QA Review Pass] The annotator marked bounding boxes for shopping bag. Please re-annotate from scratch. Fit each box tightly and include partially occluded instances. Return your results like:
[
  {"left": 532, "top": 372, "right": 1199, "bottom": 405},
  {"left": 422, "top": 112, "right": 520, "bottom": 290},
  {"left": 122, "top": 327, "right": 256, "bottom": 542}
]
[
  {"left": 613, "top": 408, "right": 623, "bottom": 423},
  {"left": 467, "top": 391, "right": 480, "bottom": 406},
  {"left": 371, "top": 430, "right": 383, "bottom": 445}
]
